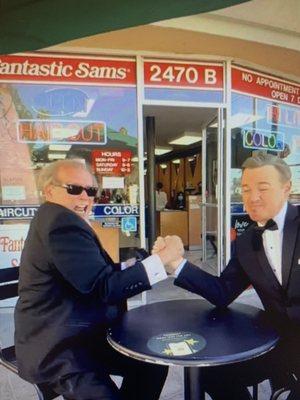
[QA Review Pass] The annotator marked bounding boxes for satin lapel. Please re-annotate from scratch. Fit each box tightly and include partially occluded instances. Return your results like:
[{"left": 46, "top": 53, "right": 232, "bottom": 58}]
[
  {"left": 238, "top": 229, "right": 259, "bottom": 268},
  {"left": 282, "top": 204, "right": 299, "bottom": 289},
  {"left": 256, "top": 245, "right": 283, "bottom": 291},
  {"left": 239, "top": 228, "right": 279, "bottom": 288}
]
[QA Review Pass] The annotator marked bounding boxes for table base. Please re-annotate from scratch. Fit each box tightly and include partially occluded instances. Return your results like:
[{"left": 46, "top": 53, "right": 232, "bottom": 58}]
[{"left": 184, "top": 367, "right": 204, "bottom": 400}]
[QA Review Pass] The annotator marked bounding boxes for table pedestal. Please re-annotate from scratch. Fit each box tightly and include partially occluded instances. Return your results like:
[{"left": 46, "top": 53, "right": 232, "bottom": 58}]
[{"left": 184, "top": 367, "right": 204, "bottom": 400}]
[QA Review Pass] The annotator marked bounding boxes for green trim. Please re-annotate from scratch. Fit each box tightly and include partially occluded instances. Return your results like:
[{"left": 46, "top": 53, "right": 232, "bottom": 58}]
[{"left": 0, "top": 0, "right": 250, "bottom": 54}]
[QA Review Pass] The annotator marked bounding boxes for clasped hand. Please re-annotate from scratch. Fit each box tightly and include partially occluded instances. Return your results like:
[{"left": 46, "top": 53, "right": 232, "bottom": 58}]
[{"left": 151, "top": 235, "right": 184, "bottom": 274}]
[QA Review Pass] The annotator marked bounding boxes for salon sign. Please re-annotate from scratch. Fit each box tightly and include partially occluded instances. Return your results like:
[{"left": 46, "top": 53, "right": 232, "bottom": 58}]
[
  {"left": 232, "top": 66, "right": 300, "bottom": 106},
  {"left": 242, "top": 127, "right": 285, "bottom": 151},
  {"left": 0, "top": 224, "right": 29, "bottom": 269},
  {"left": 93, "top": 204, "right": 139, "bottom": 218},
  {"left": 0, "top": 54, "right": 136, "bottom": 85}
]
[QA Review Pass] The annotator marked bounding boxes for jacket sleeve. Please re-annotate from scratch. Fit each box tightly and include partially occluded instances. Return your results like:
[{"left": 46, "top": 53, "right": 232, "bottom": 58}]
[
  {"left": 174, "top": 256, "right": 250, "bottom": 307},
  {"left": 44, "top": 214, "right": 151, "bottom": 303}
]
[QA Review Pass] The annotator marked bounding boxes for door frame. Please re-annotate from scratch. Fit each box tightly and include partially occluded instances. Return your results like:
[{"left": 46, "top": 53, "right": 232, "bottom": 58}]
[{"left": 201, "top": 108, "right": 226, "bottom": 275}]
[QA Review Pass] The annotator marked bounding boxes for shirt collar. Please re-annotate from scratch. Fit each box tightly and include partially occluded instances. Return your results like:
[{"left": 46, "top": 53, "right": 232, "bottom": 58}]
[
  {"left": 273, "top": 202, "right": 287, "bottom": 233},
  {"left": 257, "top": 202, "right": 287, "bottom": 232}
]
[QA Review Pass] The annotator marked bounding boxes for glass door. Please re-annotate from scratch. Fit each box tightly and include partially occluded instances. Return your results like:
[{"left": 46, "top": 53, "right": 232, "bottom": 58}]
[{"left": 201, "top": 108, "right": 225, "bottom": 275}]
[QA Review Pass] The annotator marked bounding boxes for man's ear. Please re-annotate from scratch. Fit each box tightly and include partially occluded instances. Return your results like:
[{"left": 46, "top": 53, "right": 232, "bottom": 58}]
[
  {"left": 283, "top": 180, "right": 292, "bottom": 197},
  {"left": 43, "top": 184, "right": 53, "bottom": 200}
]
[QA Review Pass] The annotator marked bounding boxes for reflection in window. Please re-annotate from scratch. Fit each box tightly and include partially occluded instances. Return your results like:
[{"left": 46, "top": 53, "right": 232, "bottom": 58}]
[{"left": 231, "top": 92, "right": 300, "bottom": 203}]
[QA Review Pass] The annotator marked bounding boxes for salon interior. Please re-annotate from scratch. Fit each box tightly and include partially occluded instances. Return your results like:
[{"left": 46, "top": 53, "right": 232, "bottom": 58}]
[{"left": 143, "top": 105, "right": 221, "bottom": 275}]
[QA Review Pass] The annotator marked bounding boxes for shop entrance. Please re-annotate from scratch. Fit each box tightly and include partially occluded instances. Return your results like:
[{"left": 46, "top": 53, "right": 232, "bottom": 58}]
[{"left": 143, "top": 105, "right": 226, "bottom": 275}]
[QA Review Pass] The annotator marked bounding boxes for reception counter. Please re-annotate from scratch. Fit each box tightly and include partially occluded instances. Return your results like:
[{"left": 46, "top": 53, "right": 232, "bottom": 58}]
[
  {"left": 157, "top": 196, "right": 204, "bottom": 249},
  {"left": 157, "top": 210, "right": 188, "bottom": 246},
  {"left": 91, "top": 221, "right": 120, "bottom": 262}
]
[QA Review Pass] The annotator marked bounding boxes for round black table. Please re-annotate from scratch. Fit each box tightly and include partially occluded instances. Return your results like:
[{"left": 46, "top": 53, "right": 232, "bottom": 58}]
[{"left": 107, "top": 299, "right": 279, "bottom": 400}]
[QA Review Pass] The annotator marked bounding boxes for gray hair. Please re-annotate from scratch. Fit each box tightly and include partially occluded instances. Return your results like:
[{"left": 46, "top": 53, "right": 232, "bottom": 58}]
[
  {"left": 38, "top": 160, "right": 96, "bottom": 192},
  {"left": 242, "top": 151, "right": 291, "bottom": 182}
]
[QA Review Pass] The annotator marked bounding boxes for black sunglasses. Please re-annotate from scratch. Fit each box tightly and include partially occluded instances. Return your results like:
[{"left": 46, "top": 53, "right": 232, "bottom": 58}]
[{"left": 55, "top": 184, "right": 98, "bottom": 197}]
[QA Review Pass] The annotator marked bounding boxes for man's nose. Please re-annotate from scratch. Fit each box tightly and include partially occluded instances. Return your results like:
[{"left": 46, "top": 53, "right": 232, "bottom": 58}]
[
  {"left": 79, "top": 189, "right": 89, "bottom": 199},
  {"left": 249, "top": 190, "right": 260, "bottom": 201}
]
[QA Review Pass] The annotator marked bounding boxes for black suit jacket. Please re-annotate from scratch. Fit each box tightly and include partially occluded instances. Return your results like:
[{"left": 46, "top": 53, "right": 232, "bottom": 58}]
[
  {"left": 175, "top": 203, "right": 300, "bottom": 333},
  {"left": 14, "top": 202, "right": 151, "bottom": 383}
]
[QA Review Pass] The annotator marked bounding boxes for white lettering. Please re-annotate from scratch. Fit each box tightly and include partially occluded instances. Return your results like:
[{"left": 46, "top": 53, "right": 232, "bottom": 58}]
[
  {"left": 205, "top": 69, "right": 217, "bottom": 84},
  {"left": 103, "top": 205, "right": 138, "bottom": 216},
  {"left": 0, "top": 207, "right": 38, "bottom": 219},
  {"left": 102, "top": 152, "right": 121, "bottom": 157},
  {"left": 0, "top": 59, "right": 73, "bottom": 77},
  {"left": 75, "top": 63, "right": 127, "bottom": 80},
  {"left": 242, "top": 72, "right": 253, "bottom": 83},
  {"left": 0, "top": 236, "right": 25, "bottom": 252},
  {"left": 271, "top": 90, "right": 288, "bottom": 101}
]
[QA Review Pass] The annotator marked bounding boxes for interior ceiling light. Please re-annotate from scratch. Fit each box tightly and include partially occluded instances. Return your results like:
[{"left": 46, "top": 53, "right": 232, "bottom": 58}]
[
  {"left": 172, "top": 159, "right": 181, "bottom": 164},
  {"left": 230, "top": 113, "right": 263, "bottom": 129},
  {"left": 155, "top": 146, "right": 173, "bottom": 155},
  {"left": 169, "top": 132, "right": 202, "bottom": 146},
  {"left": 160, "top": 163, "right": 168, "bottom": 169},
  {"left": 49, "top": 144, "right": 72, "bottom": 151},
  {"left": 132, "top": 156, "right": 146, "bottom": 162}
]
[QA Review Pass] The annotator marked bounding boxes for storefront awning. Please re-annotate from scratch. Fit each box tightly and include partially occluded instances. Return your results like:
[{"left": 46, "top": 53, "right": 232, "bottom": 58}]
[{"left": 0, "top": 0, "right": 249, "bottom": 54}]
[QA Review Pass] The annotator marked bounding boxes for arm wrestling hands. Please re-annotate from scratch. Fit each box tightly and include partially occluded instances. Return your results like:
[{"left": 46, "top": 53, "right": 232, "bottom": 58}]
[{"left": 152, "top": 235, "right": 185, "bottom": 274}]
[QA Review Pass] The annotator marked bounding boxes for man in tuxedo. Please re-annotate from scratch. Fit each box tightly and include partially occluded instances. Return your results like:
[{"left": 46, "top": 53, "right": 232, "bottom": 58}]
[
  {"left": 154, "top": 152, "right": 300, "bottom": 400},
  {"left": 14, "top": 160, "right": 183, "bottom": 400}
]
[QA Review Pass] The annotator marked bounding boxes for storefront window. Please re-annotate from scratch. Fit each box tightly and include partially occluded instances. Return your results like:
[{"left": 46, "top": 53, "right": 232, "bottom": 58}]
[
  {"left": 230, "top": 65, "right": 300, "bottom": 241},
  {"left": 0, "top": 54, "right": 139, "bottom": 267}
]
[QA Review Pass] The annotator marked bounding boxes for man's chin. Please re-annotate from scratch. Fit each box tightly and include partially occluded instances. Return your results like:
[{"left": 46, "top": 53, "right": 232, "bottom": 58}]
[
  {"left": 249, "top": 214, "right": 268, "bottom": 224},
  {"left": 74, "top": 210, "right": 89, "bottom": 220},
  {"left": 248, "top": 213, "right": 261, "bottom": 222}
]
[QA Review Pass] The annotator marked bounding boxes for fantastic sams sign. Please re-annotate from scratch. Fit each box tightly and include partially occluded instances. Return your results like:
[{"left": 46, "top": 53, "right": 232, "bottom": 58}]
[
  {"left": 0, "top": 54, "right": 136, "bottom": 84},
  {"left": 0, "top": 54, "right": 136, "bottom": 146},
  {"left": 0, "top": 54, "right": 223, "bottom": 91}
]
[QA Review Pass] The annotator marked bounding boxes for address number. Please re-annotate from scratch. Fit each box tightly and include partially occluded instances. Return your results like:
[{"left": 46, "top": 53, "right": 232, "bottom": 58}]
[{"left": 149, "top": 64, "right": 217, "bottom": 85}]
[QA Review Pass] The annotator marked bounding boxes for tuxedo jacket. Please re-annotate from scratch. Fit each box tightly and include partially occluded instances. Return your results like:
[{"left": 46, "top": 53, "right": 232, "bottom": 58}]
[
  {"left": 14, "top": 202, "right": 151, "bottom": 383},
  {"left": 175, "top": 203, "right": 300, "bottom": 333}
]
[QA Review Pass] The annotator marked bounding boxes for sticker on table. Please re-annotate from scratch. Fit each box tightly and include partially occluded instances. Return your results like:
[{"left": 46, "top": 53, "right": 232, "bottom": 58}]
[{"left": 147, "top": 331, "right": 206, "bottom": 357}]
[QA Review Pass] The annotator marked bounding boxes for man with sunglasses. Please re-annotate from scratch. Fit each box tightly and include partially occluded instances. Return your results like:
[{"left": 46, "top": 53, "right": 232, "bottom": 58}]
[{"left": 15, "top": 160, "right": 183, "bottom": 400}]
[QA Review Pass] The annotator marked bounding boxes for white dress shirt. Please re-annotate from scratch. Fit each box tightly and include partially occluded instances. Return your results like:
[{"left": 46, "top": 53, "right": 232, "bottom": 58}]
[
  {"left": 259, "top": 202, "right": 287, "bottom": 285},
  {"left": 121, "top": 254, "right": 168, "bottom": 286},
  {"left": 141, "top": 254, "right": 168, "bottom": 285},
  {"left": 174, "top": 202, "right": 288, "bottom": 284}
]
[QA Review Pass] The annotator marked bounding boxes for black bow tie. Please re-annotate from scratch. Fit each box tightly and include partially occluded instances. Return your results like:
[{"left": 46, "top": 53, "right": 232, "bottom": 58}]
[
  {"left": 255, "top": 219, "right": 278, "bottom": 233},
  {"left": 252, "top": 219, "right": 278, "bottom": 251}
]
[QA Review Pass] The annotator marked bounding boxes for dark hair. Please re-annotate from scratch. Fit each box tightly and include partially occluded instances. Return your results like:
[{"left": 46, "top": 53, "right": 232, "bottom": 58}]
[
  {"left": 242, "top": 151, "right": 291, "bottom": 183},
  {"left": 156, "top": 182, "right": 163, "bottom": 190}
]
